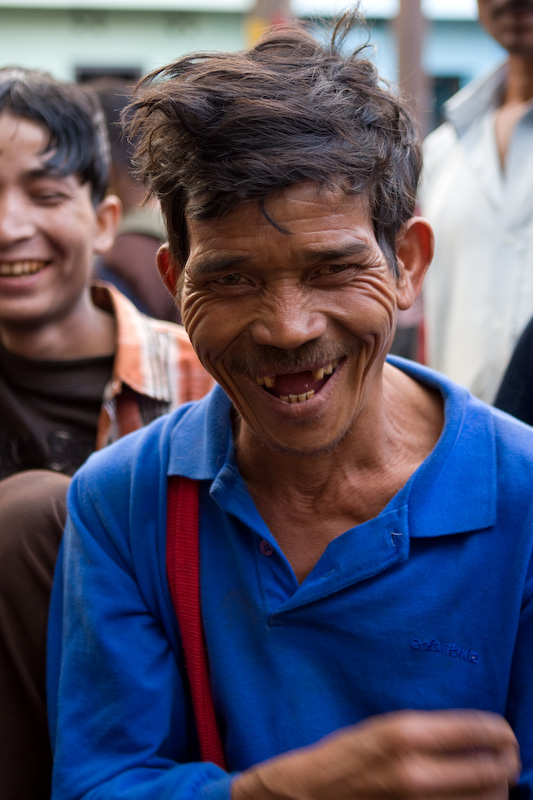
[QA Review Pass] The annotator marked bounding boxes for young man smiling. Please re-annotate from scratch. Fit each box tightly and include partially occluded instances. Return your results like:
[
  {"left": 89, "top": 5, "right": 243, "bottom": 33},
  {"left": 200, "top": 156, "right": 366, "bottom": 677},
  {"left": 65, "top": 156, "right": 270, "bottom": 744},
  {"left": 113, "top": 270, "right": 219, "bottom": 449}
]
[
  {"left": 48, "top": 12, "right": 533, "bottom": 800},
  {"left": 0, "top": 67, "right": 213, "bottom": 800},
  {"left": 0, "top": 68, "right": 212, "bottom": 476}
]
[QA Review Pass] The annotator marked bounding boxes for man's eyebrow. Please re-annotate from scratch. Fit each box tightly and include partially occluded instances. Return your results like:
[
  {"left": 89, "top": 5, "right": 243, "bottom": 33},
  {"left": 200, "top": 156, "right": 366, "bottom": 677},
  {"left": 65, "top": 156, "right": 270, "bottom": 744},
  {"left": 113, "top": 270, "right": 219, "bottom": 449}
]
[
  {"left": 191, "top": 242, "right": 375, "bottom": 272},
  {"left": 302, "top": 242, "right": 375, "bottom": 263},
  {"left": 189, "top": 255, "right": 248, "bottom": 276},
  {"left": 25, "top": 167, "right": 67, "bottom": 181}
]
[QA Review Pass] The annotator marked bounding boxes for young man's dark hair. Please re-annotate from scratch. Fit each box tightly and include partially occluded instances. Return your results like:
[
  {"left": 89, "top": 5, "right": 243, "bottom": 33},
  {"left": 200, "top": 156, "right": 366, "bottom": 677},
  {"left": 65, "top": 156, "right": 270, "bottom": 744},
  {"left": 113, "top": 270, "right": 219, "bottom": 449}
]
[
  {"left": 126, "top": 11, "right": 420, "bottom": 277},
  {"left": 0, "top": 67, "right": 109, "bottom": 205}
]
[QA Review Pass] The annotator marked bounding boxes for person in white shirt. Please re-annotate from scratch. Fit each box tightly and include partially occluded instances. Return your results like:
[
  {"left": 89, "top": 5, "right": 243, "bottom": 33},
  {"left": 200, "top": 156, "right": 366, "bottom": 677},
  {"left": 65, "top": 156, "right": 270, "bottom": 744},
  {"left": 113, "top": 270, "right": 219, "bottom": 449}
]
[{"left": 420, "top": 0, "right": 533, "bottom": 403}]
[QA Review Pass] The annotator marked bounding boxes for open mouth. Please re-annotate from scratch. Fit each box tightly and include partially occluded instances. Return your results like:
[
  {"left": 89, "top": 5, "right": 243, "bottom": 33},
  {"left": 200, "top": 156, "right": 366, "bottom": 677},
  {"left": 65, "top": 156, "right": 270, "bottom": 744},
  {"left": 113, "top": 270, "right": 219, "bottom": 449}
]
[
  {"left": 255, "top": 359, "right": 340, "bottom": 404},
  {"left": 0, "top": 260, "right": 48, "bottom": 276}
]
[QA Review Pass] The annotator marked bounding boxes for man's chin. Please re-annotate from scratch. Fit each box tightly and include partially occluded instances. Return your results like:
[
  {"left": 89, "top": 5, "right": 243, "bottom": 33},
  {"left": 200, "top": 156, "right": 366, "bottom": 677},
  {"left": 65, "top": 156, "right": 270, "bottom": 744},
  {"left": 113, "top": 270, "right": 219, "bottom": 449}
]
[{"left": 235, "top": 412, "right": 352, "bottom": 459}]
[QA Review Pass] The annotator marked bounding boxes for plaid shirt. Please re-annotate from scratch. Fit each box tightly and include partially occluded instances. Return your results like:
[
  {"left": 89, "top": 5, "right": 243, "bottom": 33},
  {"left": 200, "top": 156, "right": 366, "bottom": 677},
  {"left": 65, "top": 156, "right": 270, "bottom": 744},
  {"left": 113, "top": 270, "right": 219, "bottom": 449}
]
[{"left": 92, "top": 283, "right": 214, "bottom": 449}]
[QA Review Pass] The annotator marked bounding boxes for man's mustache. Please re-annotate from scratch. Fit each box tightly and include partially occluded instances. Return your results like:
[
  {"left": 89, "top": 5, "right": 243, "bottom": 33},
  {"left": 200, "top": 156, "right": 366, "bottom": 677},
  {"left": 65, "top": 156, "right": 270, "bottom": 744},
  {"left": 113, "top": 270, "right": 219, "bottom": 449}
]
[{"left": 229, "top": 341, "right": 359, "bottom": 376}]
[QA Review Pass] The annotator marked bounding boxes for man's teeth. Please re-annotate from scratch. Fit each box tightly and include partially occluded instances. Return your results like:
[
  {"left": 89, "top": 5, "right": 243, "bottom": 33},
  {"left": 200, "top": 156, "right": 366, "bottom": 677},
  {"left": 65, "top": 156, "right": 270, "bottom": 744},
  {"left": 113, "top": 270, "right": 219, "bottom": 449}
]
[
  {"left": 312, "top": 361, "right": 336, "bottom": 380},
  {"left": 0, "top": 261, "right": 46, "bottom": 276},
  {"left": 313, "top": 358, "right": 338, "bottom": 379},
  {"left": 255, "top": 375, "right": 274, "bottom": 387},
  {"left": 254, "top": 359, "right": 339, "bottom": 402},
  {"left": 280, "top": 391, "right": 315, "bottom": 404}
]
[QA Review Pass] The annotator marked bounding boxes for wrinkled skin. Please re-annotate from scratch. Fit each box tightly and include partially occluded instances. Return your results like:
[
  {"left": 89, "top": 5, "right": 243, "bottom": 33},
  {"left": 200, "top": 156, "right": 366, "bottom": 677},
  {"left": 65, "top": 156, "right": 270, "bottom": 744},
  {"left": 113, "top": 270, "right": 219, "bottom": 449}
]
[{"left": 159, "top": 183, "right": 430, "bottom": 459}]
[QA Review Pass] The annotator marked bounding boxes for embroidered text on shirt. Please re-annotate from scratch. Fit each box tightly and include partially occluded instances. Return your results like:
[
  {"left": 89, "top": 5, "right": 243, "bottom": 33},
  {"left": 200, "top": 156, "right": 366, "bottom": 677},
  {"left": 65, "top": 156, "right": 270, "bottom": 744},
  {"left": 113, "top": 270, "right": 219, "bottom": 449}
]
[{"left": 410, "top": 638, "right": 480, "bottom": 664}]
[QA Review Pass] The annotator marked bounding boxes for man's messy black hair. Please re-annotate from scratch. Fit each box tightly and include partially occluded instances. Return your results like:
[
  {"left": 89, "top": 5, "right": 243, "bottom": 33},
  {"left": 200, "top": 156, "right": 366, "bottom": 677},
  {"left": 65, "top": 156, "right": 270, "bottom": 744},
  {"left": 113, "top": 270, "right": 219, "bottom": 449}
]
[{"left": 127, "top": 8, "right": 421, "bottom": 276}]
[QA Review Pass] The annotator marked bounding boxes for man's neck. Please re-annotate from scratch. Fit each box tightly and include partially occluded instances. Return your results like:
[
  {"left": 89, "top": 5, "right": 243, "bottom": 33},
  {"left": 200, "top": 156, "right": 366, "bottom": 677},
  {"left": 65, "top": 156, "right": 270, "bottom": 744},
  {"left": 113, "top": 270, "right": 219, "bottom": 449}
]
[
  {"left": 493, "top": 56, "right": 533, "bottom": 166},
  {"left": 503, "top": 55, "right": 533, "bottom": 104},
  {"left": 0, "top": 294, "right": 116, "bottom": 361}
]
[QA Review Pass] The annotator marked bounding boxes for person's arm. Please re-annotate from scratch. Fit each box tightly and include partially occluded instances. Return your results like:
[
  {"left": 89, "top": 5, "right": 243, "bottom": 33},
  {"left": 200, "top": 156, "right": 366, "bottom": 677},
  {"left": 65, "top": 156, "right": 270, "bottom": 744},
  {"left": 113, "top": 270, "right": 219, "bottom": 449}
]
[
  {"left": 232, "top": 710, "right": 520, "bottom": 799},
  {"left": 47, "top": 465, "right": 233, "bottom": 800}
]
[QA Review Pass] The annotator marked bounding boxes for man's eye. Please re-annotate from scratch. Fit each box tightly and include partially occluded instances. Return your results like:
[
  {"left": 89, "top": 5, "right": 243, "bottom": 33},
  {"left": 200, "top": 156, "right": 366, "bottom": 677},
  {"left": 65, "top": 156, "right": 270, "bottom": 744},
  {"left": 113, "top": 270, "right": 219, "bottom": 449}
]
[
  {"left": 33, "top": 192, "right": 67, "bottom": 204},
  {"left": 312, "top": 264, "right": 354, "bottom": 278},
  {"left": 215, "top": 273, "right": 247, "bottom": 286}
]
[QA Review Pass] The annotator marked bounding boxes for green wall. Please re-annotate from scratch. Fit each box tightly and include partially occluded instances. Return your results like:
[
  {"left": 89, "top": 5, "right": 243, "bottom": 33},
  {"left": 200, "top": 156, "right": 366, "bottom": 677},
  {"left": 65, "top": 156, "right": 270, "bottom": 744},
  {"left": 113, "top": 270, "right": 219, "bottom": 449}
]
[{"left": 0, "top": 8, "right": 246, "bottom": 80}]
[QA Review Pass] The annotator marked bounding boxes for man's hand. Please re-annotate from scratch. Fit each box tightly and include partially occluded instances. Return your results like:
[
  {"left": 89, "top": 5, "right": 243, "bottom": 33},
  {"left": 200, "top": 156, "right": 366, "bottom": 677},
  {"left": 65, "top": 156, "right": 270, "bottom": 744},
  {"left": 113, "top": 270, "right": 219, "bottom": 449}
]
[{"left": 232, "top": 710, "right": 520, "bottom": 799}]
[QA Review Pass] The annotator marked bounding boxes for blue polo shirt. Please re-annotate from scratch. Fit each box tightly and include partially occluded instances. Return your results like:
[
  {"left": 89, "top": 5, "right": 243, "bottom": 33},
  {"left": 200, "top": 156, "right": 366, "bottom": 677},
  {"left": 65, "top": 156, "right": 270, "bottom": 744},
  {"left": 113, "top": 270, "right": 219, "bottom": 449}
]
[{"left": 48, "top": 357, "right": 533, "bottom": 799}]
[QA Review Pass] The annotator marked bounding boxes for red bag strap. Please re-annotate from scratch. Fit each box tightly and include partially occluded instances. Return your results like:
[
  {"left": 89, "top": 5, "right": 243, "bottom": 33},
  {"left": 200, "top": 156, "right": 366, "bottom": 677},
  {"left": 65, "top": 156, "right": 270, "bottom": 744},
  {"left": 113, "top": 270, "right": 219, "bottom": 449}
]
[{"left": 166, "top": 475, "right": 227, "bottom": 769}]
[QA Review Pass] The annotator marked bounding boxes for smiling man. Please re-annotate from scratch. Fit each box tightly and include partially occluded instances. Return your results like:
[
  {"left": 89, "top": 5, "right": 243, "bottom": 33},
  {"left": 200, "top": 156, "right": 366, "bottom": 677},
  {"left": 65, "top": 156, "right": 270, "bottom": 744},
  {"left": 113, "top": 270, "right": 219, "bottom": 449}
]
[
  {"left": 0, "top": 68, "right": 212, "bottom": 477},
  {"left": 47, "top": 11, "right": 533, "bottom": 800}
]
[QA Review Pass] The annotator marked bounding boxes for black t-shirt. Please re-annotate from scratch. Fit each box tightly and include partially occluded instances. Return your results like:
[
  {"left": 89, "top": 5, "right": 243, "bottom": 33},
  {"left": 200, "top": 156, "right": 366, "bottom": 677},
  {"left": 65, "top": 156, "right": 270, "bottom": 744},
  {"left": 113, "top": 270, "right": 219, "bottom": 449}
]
[
  {"left": 494, "top": 316, "right": 533, "bottom": 426},
  {"left": 0, "top": 344, "right": 114, "bottom": 479}
]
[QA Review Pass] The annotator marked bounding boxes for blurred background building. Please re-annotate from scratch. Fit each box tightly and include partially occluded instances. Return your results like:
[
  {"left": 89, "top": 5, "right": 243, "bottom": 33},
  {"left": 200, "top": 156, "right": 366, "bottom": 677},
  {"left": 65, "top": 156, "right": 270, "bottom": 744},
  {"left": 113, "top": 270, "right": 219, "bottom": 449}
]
[{"left": 0, "top": 0, "right": 506, "bottom": 134}]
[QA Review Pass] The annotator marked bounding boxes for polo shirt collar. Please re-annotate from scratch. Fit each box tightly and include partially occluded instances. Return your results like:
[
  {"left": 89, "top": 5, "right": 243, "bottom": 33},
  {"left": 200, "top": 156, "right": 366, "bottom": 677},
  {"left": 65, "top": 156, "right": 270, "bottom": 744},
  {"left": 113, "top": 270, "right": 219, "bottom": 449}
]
[{"left": 394, "top": 358, "right": 496, "bottom": 537}]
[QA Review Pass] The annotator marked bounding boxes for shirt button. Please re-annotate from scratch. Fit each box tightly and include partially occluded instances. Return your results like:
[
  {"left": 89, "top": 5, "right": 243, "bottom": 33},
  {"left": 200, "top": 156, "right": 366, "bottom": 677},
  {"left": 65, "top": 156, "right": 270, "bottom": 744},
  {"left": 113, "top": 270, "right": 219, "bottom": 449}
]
[{"left": 259, "top": 539, "right": 274, "bottom": 556}]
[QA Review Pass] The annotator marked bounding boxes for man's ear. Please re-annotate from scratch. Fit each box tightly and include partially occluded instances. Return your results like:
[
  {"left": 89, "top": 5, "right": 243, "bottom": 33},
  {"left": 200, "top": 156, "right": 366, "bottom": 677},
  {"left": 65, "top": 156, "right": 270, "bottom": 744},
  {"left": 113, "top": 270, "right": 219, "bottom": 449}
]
[
  {"left": 93, "top": 194, "right": 122, "bottom": 255},
  {"left": 156, "top": 243, "right": 183, "bottom": 299},
  {"left": 394, "top": 217, "right": 434, "bottom": 311}
]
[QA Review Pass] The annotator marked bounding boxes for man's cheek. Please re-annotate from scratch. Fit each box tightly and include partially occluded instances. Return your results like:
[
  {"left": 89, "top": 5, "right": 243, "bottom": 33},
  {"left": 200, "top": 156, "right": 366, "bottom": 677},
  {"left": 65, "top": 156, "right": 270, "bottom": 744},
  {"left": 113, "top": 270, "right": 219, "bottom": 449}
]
[{"left": 180, "top": 292, "right": 213, "bottom": 340}]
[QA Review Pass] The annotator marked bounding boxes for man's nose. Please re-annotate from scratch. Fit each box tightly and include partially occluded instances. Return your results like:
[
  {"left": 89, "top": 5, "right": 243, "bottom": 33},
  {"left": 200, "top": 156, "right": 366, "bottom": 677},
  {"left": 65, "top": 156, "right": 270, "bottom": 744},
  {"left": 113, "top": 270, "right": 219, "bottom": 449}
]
[
  {"left": 0, "top": 193, "right": 35, "bottom": 244},
  {"left": 249, "top": 287, "right": 327, "bottom": 350}
]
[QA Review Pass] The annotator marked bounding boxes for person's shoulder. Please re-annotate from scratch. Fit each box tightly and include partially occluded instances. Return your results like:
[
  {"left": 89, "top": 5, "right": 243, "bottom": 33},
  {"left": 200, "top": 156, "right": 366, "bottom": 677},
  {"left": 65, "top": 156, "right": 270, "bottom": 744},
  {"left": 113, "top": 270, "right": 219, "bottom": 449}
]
[
  {"left": 457, "top": 389, "right": 533, "bottom": 508},
  {"left": 65, "top": 391, "right": 222, "bottom": 563},
  {"left": 104, "top": 284, "right": 202, "bottom": 366},
  {"left": 423, "top": 121, "right": 455, "bottom": 155},
  {"left": 71, "top": 400, "right": 199, "bottom": 494},
  {"left": 91, "top": 281, "right": 214, "bottom": 401},
  {"left": 451, "top": 372, "right": 533, "bottom": 456},
  {"left": 391, "top": 355, "right": 533, "bottom": 456},
  {"left": 419, "top": 123, "right": 459, "bottom": 210},
  {"left": 392, "top": 358, "right": 533, "bottom": 541},
  {"left": 487, "top": 401, "right": 533, "bottom": 456},
  {"left": 137, "top": 313, "right": 190, "bottom": 344},
  {"left": 421, "top": 122, "right": 457, "bottom": 178},
  {"left": 95, "top": 282, "right": 184, "bottom": 340}
]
